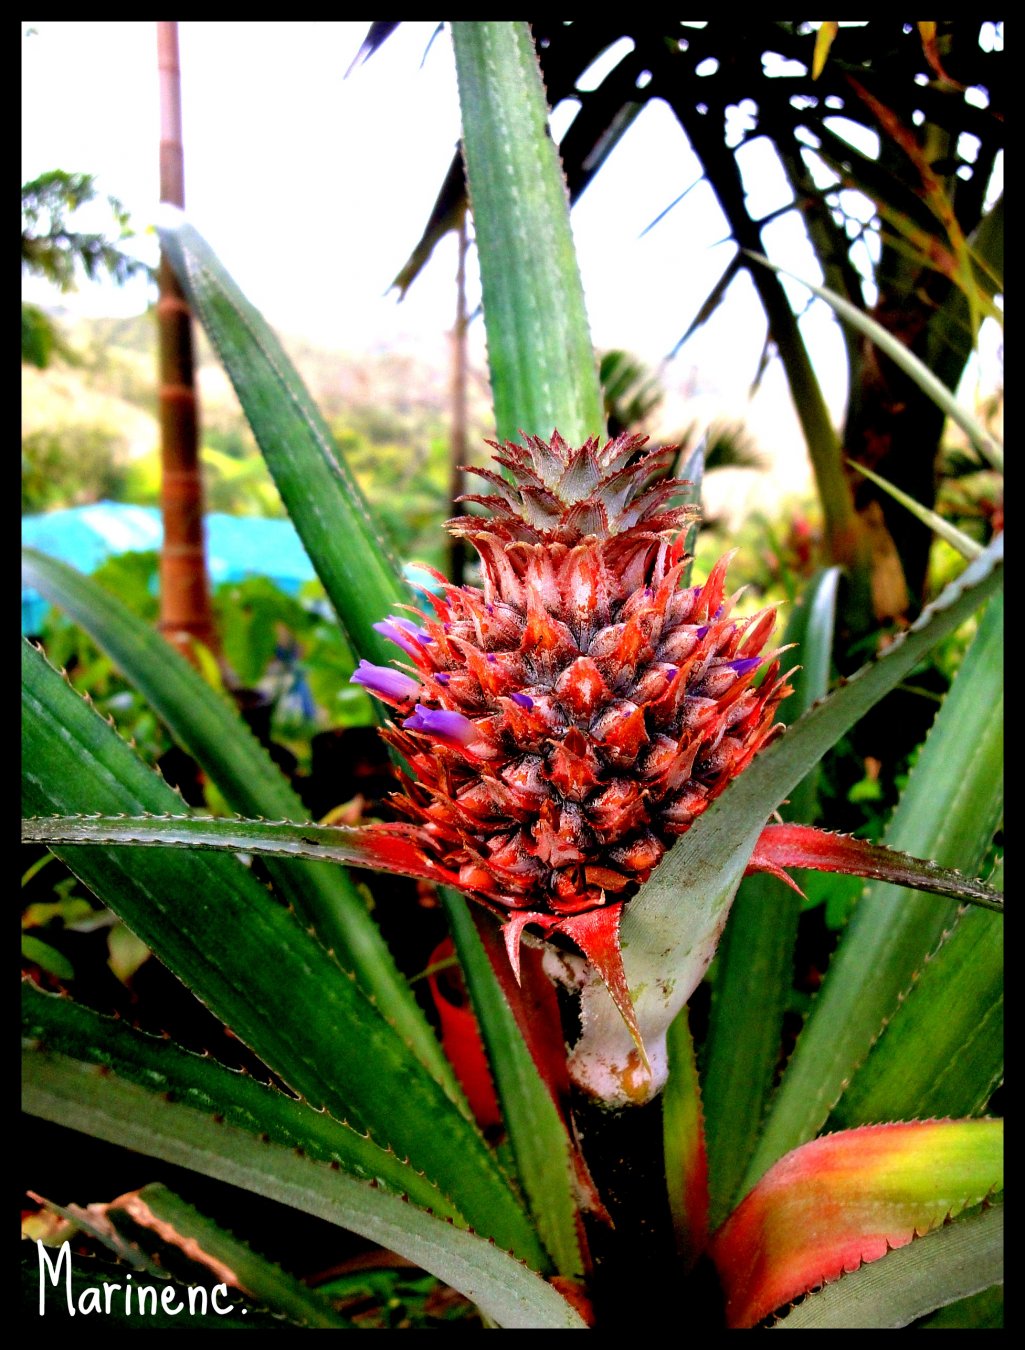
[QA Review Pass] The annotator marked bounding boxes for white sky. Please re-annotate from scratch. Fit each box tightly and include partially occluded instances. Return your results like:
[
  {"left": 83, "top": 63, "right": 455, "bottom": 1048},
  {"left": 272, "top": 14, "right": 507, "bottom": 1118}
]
[{"left": 21, "top": 21, "right": 1002, "bottom": 512}]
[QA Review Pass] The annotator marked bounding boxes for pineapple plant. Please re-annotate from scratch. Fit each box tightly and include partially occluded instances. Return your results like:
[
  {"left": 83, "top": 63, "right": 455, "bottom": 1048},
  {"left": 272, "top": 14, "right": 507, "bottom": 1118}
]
[
  {"left": 21, "top": 21, "right": 1001, "bottom": 1330},
  {"left": 353, "top": 429, "right": 790, "bottom": 1047}
]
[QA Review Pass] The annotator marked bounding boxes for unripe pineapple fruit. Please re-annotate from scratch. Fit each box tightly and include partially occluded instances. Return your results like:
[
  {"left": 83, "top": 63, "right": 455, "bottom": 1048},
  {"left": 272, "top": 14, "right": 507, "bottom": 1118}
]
[{"left": 353, "top": 432, "right": 791, "bottom": 1044}]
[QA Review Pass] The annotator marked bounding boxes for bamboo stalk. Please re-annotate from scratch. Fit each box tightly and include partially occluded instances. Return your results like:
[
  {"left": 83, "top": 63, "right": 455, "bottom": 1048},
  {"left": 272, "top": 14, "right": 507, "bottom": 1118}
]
[{"left": 156, "top": 21, "right": 217, "bottom": 659}]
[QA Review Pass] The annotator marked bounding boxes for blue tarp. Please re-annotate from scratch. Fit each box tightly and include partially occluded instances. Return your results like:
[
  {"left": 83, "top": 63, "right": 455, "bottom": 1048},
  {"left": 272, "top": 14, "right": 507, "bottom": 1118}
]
[{"left": 22, "top": 502, "right": 318, "bottom": 634}]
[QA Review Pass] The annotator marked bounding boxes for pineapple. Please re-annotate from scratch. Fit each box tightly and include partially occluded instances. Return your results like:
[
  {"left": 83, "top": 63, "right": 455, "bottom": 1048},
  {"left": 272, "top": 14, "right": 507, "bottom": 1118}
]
[{"left": 352, "top": 432, "right": 791, "bottom": 1044}]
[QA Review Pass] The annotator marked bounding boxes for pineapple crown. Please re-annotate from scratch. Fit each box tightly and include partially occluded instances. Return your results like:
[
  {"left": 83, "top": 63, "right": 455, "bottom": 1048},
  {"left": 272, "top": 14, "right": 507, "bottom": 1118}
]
[{"left": 449, "top": 430, "right": 696, "bottom": 546}]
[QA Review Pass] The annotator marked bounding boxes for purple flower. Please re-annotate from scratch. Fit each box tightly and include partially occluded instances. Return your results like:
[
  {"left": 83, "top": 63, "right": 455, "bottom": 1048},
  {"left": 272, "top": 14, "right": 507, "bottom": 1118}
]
[
  {"left": 374, "top": 618, "right": 421, "bottom": 656},
  {"left": 510, "top": 691, "right": 534, "bottom": 709},
  {"left": 403, "top": 704, "right": 479, "bottom": 748},
  {"left": 350, "top": 660, "right": 421, "bottom": 703},
  {"left": 373, "top": 616, "right": 434, "bottom": 656},
  {"left": 725, "top": 656, "right": 762, "bottom": 675}
]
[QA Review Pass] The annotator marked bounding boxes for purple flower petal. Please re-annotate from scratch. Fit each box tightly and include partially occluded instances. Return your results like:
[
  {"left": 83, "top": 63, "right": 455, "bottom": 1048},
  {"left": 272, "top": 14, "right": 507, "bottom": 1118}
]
[
  {"left": 510, "top": 692, "right": 534, "bottom": 709},
  {"left": 373, "top": 618, "right": 421, "bottom": 657},
  {"left": 664, "top": 666, "right": 679, "bottom": 684},
  {"left": 696, "top": 624, "right": 710, "bottom": 639},
  {"left": 373, "top": 615, "right": 435, "bottom": 649},
  {"left": 350, "top": 660, "right": 421, "bottom": 702},
  {"left": 725, "top": 656, "right": 762, "bottom": 675},
  {"left": 435, "top": 672, "right": 451, "bottom": 685},
  {"left": 403, "top": 704, "right": 479, "bottom": 748}
]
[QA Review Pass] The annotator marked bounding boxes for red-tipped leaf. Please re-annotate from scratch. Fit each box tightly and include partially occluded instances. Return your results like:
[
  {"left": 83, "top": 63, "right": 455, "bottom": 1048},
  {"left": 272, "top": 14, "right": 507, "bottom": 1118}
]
[
  {"left": 709, "top": 1118, "right": 1003, "bottom": 1328},
  {"left": 748, "top": 823, "right": 1002, "bottom": 912},
  {"left": 558, "top": 904, "right": 649, "bottom": 1073}
]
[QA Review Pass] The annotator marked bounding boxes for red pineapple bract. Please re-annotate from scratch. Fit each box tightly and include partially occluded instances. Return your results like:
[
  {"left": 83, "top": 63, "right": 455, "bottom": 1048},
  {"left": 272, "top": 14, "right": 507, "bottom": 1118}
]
[{"left": 353, "top": 432, "right": 791, "bottom": 1047}]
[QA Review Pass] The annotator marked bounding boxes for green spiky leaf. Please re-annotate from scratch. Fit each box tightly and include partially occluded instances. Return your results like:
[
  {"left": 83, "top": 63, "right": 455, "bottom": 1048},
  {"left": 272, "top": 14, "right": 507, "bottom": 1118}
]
[
  {"left": 441, "top": 889, "right": 584, "bottom": 1280},
  {"left": 771, "top": 1202, "right": 1003, "bottom": 1330},
  {"left": 846, "top": 462, "right": 983, "bottom": 560},
  {"left": 156, "top": 216, "right": 409, "bottom": 670},
  {"left": 23, "top": 1033, "right": 583, "bottom": 1328},
  {"left": 745, "top": 590, "right": 1002, "bottom": 1186},
  {"left": 21, "top": 639, "right": 542, "bottom": 1267},
  {"left": 22, "top": 982, "right": 465, "bottom": 1221},
  {"left": 567, "top": 536, "right": 1001, "bottom": 1107},
  {"left": 747, "top": 253, "right": 1003, "bottom": 472},
  {"left": 32, "top": 1182, "right": 349, "bottom": 1328},
  {"left": 829, "top": 859, "right": 1004, "bottom": 1127},
  {"left": 662, "top": 1008, "right": 709, "bottom": 1270},
  {"left": 22, "top": 548, "right": 451, "bottom": 1090},
  {"left": 701, "top": 567, "right": 838, "bottom": 1226},
  {"left": 451, "top": 22, "right": 605, "bottom": 444},
  {"left": 709, "top": 1120, "right": 1002, "bottom": 1328}
]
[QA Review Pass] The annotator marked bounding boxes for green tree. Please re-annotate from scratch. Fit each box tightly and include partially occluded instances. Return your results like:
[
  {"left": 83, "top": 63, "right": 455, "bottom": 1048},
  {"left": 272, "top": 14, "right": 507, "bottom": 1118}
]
[
  {"left": 382, "top": 20, "right": 1004, "bottom": 629},
  {"left": 21, "top": 170, "right": 152, "bottom": 368}
]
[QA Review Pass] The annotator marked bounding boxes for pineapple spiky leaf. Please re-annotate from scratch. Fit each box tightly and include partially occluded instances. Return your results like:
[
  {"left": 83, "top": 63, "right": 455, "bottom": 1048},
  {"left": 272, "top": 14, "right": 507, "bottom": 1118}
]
[
  {"left": 557, "top": 905, "right": 648, "bottom": 1072},
  {"left": 708, "top": 1119, "right": 1003, "bottom": 1329}
]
